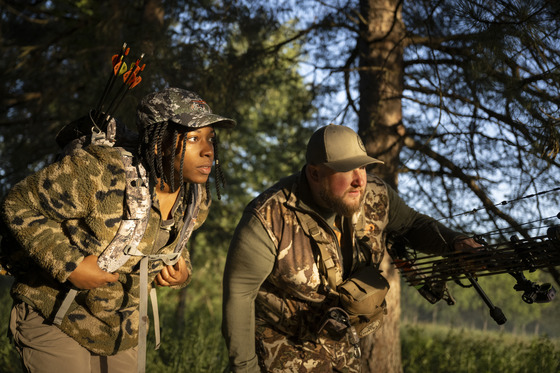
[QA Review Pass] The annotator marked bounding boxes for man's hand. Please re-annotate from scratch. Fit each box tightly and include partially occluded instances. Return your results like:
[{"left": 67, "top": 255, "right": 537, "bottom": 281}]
[
  {"left": 67, "top": 255, "right": 119, "bottom": 289},
  {"left": 454, "top": 237, "right": 482, "bottom": 252},
  {"left": 155, "top": 257, "right": 190, "bottom": 287},
  {"left": 452, "top": 237, "right": 487, "bottom": 271}
]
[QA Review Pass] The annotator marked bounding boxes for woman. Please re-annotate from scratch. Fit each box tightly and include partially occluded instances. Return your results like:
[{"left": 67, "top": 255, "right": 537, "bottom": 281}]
[{"left": 1, "top": 87, "right": 235, "bottom": 372}]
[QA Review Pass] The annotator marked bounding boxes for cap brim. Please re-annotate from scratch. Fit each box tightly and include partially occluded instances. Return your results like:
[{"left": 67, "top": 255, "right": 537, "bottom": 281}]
[
  {"left": 324, "top": 155, "right": 384, "bottom": 172},
  {"left": 169, "top": 112, "right": 236, "bottom": 129}
]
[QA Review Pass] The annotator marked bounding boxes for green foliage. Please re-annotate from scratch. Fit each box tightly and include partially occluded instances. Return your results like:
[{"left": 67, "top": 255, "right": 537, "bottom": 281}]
[
  {"left": 2, "top": 1, "right": 560, "bottom": 371},
  {"left": 146, "top": 304, "right": 228, "bottom": 372},
  {"left": 401, "top": 271, "right": 560, "bottom": 337},
  {"left": 0, "top": 277, "right": 23, "bottom": 373},
  {"left": 401, "top": 323, "right": 560, "bottom": 373},
  {"left": 3, "top": 273, "right": 559, "bottom": 373},
  {"left": 170, "top": 6, "right": 316, "bottom": 267}
]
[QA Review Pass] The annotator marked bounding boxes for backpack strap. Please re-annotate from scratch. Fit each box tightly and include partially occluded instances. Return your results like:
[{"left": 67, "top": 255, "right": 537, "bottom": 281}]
[
  {"left": 284, "top": 181, "right": 342, "bottom": 293},
  {"left": 124, "top": 184, "right": 201, "bottom": 373},
  {"left": 294, "top": 209, "right": 341, "bottom": 292},
  {"left": 97, "top": 148, "right": 150, "bottom": 272},
  {"left": 122, "top": 247, "right": 180, "bottom": 372}
]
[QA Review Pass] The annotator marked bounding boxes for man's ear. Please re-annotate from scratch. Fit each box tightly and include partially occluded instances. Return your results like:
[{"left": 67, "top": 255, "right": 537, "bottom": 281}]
[{"left": 306, "top": 164, "right": 320, "bottom": 183}]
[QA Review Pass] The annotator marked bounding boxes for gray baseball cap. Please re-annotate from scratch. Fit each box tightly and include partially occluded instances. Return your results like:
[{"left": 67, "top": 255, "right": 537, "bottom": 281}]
[
  {"left": 306, "top": 124, "right": 383, "bottom": 172},
  {"left": 136, "top": 87, "right": 236, "bottom": 130}
]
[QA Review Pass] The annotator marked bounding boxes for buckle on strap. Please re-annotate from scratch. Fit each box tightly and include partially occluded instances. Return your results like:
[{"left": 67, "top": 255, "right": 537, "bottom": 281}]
[
  {"left": 123, "top": 246, "right": 181, "bottom": 265},
  {"left": 315, "top": 307, "right": 361, "bottom": 358}
]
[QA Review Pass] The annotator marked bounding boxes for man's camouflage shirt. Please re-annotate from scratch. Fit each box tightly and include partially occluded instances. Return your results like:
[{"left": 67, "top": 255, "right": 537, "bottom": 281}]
[{"left": 228, "top": 171, "right": 463, "bottom": 345}]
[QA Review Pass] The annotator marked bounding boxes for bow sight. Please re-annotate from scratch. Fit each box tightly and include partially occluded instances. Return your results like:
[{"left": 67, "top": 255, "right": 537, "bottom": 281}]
[{"left": 388, "top": 223, "right": 559, "bottom": 325}]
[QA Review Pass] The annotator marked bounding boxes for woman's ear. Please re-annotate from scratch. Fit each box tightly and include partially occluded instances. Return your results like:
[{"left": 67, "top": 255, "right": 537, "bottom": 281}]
[{"left": 159, "top": 131, "right": 184, "bottom": 157}]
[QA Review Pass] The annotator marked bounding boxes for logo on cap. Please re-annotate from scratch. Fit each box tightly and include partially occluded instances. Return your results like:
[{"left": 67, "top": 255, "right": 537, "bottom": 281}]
[
  {"left": 357, "top": 137, "right": 366, "bottom": 152},
  {"left": 191, "top": 99, "right": 208, "bottom": 111},
  {"left": 306, "top": 124, "right": 384, "bottom": 172}
]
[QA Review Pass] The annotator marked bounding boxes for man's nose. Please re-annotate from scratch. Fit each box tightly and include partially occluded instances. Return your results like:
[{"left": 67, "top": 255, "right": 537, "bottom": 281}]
[{"left": 351, "top": 168, "right": 366, "bottom": 186}]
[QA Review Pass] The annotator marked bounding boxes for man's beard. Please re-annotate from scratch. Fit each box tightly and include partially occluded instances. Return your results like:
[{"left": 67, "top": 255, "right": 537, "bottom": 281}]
[{"left": 319, "top": 184, "right": 364, "bottom": 217}]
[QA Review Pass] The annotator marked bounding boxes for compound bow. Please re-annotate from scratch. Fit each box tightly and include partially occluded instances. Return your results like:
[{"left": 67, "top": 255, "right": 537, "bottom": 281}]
[{"left": 388, "top": 216, "right": 559, "bottom": 325}]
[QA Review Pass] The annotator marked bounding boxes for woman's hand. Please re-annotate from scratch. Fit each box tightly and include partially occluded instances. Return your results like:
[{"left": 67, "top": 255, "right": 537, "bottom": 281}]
[
  {"left": 155, "top": 256, "right": 190, "bottom": 287},
  {"left": 67, "top": 255, "right": 119, "bottom": 289}
]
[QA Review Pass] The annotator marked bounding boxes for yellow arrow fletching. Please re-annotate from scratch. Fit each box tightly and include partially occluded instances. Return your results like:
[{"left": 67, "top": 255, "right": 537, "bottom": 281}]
[{"left": 118, "top": 62, "right": 127, "bottom": 75}]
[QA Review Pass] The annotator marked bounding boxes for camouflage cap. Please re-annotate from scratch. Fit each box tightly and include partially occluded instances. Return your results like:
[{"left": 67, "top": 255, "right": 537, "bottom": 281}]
[
  {"left": 306, "top": 124, "right": 383, "bottom": 172},
  {"left": 136, "top": 87, "right": 236, "bottom": 130}
]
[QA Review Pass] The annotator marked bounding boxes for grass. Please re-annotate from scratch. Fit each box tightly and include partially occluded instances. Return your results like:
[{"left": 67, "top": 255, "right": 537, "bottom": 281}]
[
  {"left": 1, "top": 272, "right": 558, "bottom": 373},
  {"left": 401, "top": 322, "right": 560, "bottom": 373}
]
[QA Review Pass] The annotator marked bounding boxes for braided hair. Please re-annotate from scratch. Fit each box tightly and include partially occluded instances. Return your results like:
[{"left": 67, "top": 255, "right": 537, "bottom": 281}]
[{"left": 137, "top": 121, "right": 226, "bottom": 199}]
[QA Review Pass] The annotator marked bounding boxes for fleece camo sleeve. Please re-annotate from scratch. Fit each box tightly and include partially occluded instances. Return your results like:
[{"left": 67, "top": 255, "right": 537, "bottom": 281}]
[{"left": 1, "top": 145, "right": 126, "bottom": 284}]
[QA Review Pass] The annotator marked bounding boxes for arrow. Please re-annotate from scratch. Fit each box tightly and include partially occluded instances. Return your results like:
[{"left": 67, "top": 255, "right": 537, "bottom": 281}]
[
  {"left": 98, "top": 53, "right": 146, "bottom": 130},
  {"left": 97, "top": 43, "right": 146, "bottom": 129},
  {"left": 95, "top": 43, "right": 129, "bottom": 126}
]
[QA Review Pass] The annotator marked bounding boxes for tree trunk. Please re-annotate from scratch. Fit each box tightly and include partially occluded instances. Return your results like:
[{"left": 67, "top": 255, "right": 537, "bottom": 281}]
[
  {"left": 360, "top": 255, "right": 402, "bottom": 373},
  {"left": 357, "top": 0, "right": 405, "bottom": 372},
  {"left": 140, "top": 0, "right": 165, "bottom": 55}
]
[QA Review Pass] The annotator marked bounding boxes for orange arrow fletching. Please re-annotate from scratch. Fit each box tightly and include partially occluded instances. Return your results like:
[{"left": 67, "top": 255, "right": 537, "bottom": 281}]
[
  {"left": 123, "top": 69, "right": 136, "bottom": 84},
  {"left": 130, "top": 76, "right": 142, "bottom": 89}
]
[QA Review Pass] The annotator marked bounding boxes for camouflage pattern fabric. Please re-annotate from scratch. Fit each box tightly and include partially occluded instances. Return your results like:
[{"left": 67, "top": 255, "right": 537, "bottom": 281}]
[
  {"left": 250, "top": 173, "right": 390, "bottom": 342},
  {"left": 97, "top": 150, "right": 151, "bottom": 273},
  {"left": 255, "top": 323, "right": 361, "bottom": 373},
  {"left": 0, "top": 144, "right": 210, "bottom": 355},
  {"left": 224, "top": 169, "right": 467, "bottom": 370},
  {"left": 136, "top": 87, "right": 235, "bottom": 130}
]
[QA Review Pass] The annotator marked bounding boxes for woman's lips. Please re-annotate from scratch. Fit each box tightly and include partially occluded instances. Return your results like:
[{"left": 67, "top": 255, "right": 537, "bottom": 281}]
[{"left": 197, "top": 165, "right": 212, "bottom": 175}]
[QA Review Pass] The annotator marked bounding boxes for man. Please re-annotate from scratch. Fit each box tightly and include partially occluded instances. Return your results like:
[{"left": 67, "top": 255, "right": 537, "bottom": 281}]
[
  {"left": 222, "top": 124, "right": 477, "bottom": 372},
  {"left": 2, "top": 88, "right": 235, "bottom": 373}
]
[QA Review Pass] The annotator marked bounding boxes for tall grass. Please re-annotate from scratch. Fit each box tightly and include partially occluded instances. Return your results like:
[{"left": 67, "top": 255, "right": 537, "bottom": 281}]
[
  {"left": 146, "top": 304, "right": 229, "bottom": 372},
  {"left": 1, "top": 276, "right": 558, "bottom": 373},
  {"left": 401, "top": 323, "right": 560, "bottom": 373}
]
